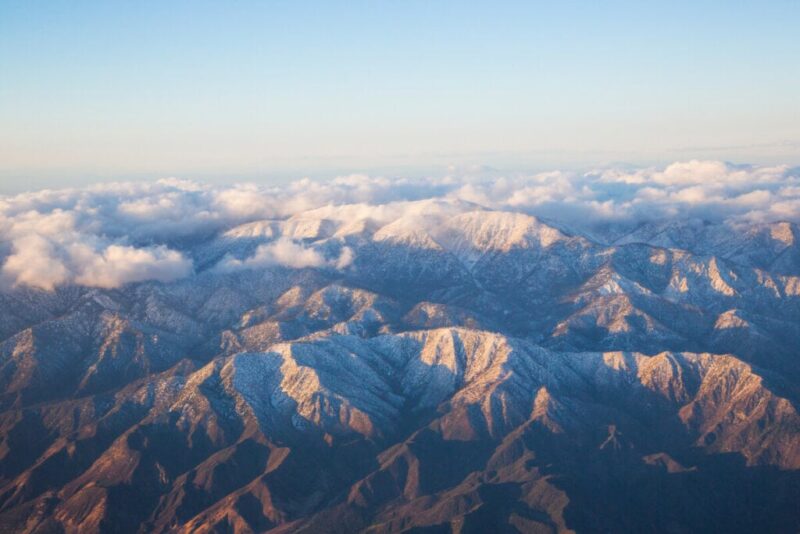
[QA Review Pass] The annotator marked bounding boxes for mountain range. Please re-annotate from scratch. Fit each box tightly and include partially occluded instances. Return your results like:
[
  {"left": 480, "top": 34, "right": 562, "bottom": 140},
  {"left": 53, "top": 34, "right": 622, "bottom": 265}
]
[{"left": 1, "top": 199, "right": 800, "bottom": 533}]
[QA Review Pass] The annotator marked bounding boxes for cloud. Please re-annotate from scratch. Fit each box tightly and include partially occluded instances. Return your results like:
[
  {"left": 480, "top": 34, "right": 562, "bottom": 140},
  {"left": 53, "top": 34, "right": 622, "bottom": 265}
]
[
  {"left": 1, "top": 235, "right": 70, "bottom": 291},
  {"left": 0, "top": 201, "right": 193, "bottom": 290},
  {"left": 215, "top": 238, "right": 352, "bottom": 272},
  {"left": 1, "top": 160, "right": 799, "bottom": 290},
  {"left": 335, "top": 246, "right": 355, "bottom": 270},
  {"left": 213, "top": 184, "right": 278, "bottom": 220},
  {"left": 0, "top": 233, "right": 192, "bottom": 291},
  {"left": 72, "top": 245, "right": 192, "bottom": 289},
  {"left": 446, "top": 160, "right": 799, "bottom": 225},
  {"left": 219, "top": 239, "right": 326, "bottom": 271}
]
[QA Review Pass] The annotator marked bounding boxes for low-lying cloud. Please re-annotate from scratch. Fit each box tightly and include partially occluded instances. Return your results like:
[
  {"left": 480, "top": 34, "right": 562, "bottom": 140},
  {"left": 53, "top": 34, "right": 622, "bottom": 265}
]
[
  {"left": 0, "top": 233, "right": 192, "bottom": 291},
  {"left": 215, "top": 238, "right": 353, "bottom": 272},
  {"left": 1, "top": 160, "right": 799, "bottom": 290}
]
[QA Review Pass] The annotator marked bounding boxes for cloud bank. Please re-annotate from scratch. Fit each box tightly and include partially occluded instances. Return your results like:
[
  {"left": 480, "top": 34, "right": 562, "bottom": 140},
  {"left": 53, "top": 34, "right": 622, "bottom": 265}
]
[
  {"left": 215, "top": 238, "right": 353, "bottom": 272},
  {"left": 0, "top": 234, "right": 192, "bottom": 291},
  {"left": 1, "top": 160, "right": 799, "bottom": 290}
]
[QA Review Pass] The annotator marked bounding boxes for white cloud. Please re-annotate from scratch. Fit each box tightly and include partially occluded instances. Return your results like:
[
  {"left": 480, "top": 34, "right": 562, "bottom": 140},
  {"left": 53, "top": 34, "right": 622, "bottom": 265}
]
[
  {"left": 454, "top": 160, "right": 800, "bottom": 225},
  {"left": 654, "top": 160, "right": 732, "bottom": 185},
  {"left": 1, "top": 235, "right": 70, "bottom": 291},
  {"left": 1, "top": 160, "right": 800, "bottom": 290},
  {"left": 335, "top": 246, "right": 355, "bottom": 270},
  {"left": 0, "top": 234, "right": 191, "bottom": 291},
  {"left": 72, "top": 245, "right": 192, "bottom": 289},
  {"left": 0, "top": 200, "right": 193, "bottom": 290},
  {"left": 215, "top": 238, "right": 351, "bottom": 272},
  {"left": 671, "top": 186, "right": 713, "bottom": 204},
  {"left": 213, "top": 184, "right": 277, "bottom": 220},
  {"left": 239, "top": 239, "right": 326, "bottom": 270}
]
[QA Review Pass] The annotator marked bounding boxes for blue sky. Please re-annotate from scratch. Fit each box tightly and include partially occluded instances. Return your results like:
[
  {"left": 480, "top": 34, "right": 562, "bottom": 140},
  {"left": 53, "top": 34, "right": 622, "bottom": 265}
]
[{"left": 1, "top": 1, "right": 799, "bottom": 190}]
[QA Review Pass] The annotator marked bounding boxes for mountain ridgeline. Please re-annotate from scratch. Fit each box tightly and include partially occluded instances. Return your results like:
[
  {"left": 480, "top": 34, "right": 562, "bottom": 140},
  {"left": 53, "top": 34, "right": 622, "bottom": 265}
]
[{"left": 2, "top": 203, "right": 800, "bottom": 533}]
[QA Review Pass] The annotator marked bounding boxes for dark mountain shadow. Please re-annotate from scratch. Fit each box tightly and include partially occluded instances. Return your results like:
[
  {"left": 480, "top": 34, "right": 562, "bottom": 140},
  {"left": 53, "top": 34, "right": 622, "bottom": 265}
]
[{"left": 550, "top": 450, "right": 800, "bottom": 534}]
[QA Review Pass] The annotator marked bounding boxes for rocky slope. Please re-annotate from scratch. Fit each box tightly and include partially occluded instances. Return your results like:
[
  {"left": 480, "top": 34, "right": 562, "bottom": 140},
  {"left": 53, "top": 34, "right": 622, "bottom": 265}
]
[{"left": 1, "top": 205, "right": 799, "bottom": 533}]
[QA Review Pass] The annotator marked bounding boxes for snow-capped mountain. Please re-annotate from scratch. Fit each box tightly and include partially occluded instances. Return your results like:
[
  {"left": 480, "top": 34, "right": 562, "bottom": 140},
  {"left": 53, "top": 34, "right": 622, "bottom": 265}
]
[{"left": 2, "top": 184, "right": 800, "bottom": 533}]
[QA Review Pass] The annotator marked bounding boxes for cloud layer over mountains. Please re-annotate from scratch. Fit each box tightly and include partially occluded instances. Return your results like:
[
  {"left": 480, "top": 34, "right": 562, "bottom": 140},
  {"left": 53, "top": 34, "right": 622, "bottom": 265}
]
[{"left": 1, "top": 160, "right": 799, "bottom": 290}]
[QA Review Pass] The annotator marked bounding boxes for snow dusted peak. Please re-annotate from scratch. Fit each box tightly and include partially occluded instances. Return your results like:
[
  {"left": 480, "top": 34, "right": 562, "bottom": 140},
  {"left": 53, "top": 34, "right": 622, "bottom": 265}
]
[
  {"left": 577, "top": 265, "right": 652, "bottom": 298},
  {"left": 367, "top": 198, "right": 483, "bottom": 248},
  {"left": 222, "top": 220, "right": 278, "bottom": 239},
  {"left": 333, "top": 217, "right": 382, "bottom": 238},
  {"left": 435, "top": 211, "right": 566, "bottom": 253},
  {"left": 222, "top": 217, "right": 336, "bottom": 241},
  {"left": 372, "top": 217, "right": 443, "bottom": 249},
  {"left": 280, "top": 217, "right": 337, "bottom": 240},
  {"left": 403, "top": 327, "right": 513, "bottom": 380}
]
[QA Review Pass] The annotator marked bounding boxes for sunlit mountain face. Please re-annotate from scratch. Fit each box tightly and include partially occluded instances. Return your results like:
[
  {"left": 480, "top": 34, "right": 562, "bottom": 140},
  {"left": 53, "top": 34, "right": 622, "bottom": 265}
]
[{"left": 1, "top": 162, "right": 800, "bottom": 533}]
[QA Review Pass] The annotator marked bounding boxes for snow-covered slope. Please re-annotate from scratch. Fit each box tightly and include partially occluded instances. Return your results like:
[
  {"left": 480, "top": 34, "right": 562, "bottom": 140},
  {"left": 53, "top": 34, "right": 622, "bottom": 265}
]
[{"left": 1, "top": 206, "right": 800, "bottom": 533}]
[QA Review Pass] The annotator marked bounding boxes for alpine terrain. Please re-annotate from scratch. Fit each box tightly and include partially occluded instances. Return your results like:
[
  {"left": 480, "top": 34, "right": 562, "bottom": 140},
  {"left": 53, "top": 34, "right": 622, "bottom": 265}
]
[{"left": 1, "top": 167, "right": 800, "bottom": 533}]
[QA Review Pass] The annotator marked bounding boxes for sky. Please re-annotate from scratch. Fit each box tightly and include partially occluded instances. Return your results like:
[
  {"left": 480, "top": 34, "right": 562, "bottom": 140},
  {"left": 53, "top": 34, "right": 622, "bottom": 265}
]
[{"left": 1, "top": 0, "right": 799, "bottom": 191}]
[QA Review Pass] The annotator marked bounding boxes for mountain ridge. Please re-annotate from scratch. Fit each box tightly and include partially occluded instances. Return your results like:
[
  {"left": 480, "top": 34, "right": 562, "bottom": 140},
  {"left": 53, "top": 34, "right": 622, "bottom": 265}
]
[{"left": 1, "top": 205, "right": 800, "bottom": 532}]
